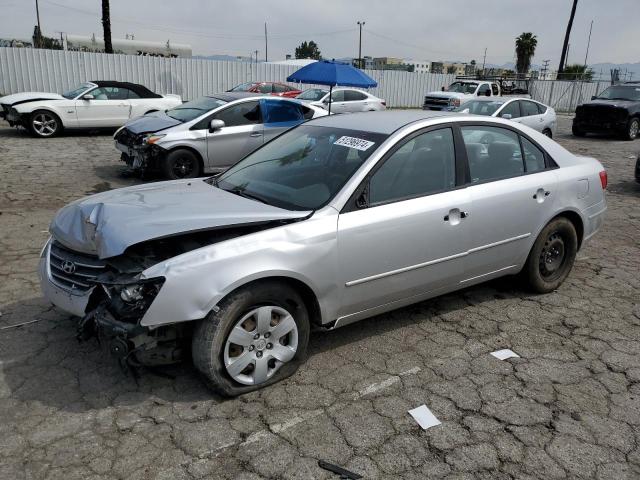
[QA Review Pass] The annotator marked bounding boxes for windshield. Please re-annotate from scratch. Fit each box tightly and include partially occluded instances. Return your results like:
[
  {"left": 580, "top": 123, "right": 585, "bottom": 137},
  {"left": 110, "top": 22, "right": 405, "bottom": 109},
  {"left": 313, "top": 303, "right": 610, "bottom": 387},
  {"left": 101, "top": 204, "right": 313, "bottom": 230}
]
[
  {"left": 595, "top": 86, "right": 640, "bottom": 102},
  {"left": 62, "top": 83, "right": 93, "bottom": 99},
  {"left": 229, "top": 82, "right": 255, "bottom": 92},
  {"left": 296, "top": 88, "right": 328, "bottom": 101},
  {"left": 215, "top": 125, "right": 388, "bottom": 210},
  {"left": 447, "top": 82, "right": 479, "bottom": 94},
  {"left": 165, "top": 96, "right": 227, "bottom": 122},
  {"left": 454, "top": 100, "right": 504, "bottom": 115}
]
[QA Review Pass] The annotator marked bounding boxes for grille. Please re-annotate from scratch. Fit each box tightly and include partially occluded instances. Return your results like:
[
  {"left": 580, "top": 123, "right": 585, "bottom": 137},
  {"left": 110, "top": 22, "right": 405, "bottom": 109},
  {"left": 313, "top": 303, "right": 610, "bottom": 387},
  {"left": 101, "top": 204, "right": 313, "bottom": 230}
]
[
  {"left": 424, "top": 96, "right": 450, "bottom": 106},
  {"left": 577, "top": 105, "right": 625, "bottom": 124},
  {"left": 48, "top": 241, "right": 106, "bottom": 292}
]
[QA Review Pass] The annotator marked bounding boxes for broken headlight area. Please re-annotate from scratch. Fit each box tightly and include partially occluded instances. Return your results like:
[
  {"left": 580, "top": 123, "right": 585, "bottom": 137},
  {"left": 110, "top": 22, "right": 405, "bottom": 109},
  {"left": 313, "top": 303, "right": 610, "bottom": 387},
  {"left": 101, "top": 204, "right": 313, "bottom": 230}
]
[{"left": 78, "top": 274, "right": 190, "bottom": 372}]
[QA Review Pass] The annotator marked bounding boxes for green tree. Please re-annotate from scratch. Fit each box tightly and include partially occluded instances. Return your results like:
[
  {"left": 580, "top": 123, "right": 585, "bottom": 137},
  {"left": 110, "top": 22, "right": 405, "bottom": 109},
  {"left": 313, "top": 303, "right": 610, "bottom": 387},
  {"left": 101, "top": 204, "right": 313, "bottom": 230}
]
[
  {"left": 561, "top": 64, "right": 593, "bottom": 81},
  {"left": 515, "top": 32, "right": 537, "bottom": 75},
  {"left": 295, "top": 41, "right": 321, "bottom": 60},
  {"left": 446, "top": 65, "right": 457, "bottom": 74}
]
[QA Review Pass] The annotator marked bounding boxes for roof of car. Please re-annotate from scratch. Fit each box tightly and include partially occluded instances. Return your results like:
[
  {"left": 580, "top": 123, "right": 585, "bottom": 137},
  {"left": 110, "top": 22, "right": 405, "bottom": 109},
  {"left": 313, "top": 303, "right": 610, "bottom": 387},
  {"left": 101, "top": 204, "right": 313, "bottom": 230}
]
[
  {"left": 208, "top": 92, "right": 264, "bottom": 102},
  {"left": 307, "top": 110, "right": 455, "bottom": 134},
  {"left": 91, "top": 81, "right": 162, "bottom": 98}
]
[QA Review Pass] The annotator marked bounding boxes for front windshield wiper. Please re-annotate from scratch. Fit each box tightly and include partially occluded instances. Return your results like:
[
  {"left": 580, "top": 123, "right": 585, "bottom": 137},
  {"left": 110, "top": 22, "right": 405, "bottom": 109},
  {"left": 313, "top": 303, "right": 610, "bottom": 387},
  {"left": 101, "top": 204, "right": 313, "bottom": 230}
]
[{"left": 225, "top": 185, "right": 270, "bottom": 205}]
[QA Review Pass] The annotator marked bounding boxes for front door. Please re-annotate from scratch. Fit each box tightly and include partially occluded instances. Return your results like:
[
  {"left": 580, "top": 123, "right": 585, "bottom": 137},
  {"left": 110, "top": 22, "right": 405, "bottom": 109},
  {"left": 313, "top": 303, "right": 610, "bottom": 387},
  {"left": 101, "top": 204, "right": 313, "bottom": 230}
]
[
  {"left": 260, "top": 99, "right": 305, "bottom": 143},
  {"left": 206, "top": 100, "right": 263, "bottom": 170},
  {"left": 337, "top": 127, "right": 470, "bottom": 318},
  {"left": 75, "top": 86, "right": 131, "bottom": 127},
  {"left": 459, "top": 124, "right": 558, "bottom": 282},
  {"left": 327, "top": 90, "right": 347, "bottom": 113}
]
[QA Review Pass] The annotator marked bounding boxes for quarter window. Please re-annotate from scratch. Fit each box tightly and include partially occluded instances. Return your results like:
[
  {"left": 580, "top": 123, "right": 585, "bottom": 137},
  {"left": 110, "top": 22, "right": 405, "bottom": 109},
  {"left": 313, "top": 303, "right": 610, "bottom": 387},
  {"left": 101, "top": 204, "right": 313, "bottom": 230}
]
[
  {"left": 330, "top": 90, "right": 345, "bottom": 102},
  {"left": 520, "top": 100, "right": 540, "bottom": 117},
  {"left": 521, "top": 137, "right": 546, "bottom": 172},
  {"left": 369, "top": 128, "right": 456, "bottom": 204},
  {"left": 273, "top": 83, "right": 288, "bottom": 93},
  {"left": 461, "top": 126, "right": 524, "bottom": 182},
  {"left": 214, "top": 101, "right": 261, "bottom": 127},
  {"left": 499, "top": 101, "right": 520, "bottom": 118},
  {"left": 258, "top": 84, "right": 273, "bottom": 94}
]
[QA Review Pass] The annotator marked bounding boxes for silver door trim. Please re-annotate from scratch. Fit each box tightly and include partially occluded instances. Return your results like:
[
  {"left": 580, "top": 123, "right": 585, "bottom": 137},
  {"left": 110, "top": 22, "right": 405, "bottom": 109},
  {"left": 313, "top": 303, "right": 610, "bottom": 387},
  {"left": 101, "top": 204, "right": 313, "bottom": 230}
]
[
  {"left": 344, "top": 233, "right": 530, "bottom": 287},
  {"left": 459, "top": 264, "right": 518, "bottom": 284}
]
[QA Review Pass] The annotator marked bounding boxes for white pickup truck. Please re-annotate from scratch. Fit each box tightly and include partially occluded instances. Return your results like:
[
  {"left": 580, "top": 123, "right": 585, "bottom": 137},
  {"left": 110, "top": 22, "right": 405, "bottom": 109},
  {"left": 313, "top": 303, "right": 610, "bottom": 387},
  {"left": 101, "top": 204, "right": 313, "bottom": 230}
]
[{"left": 423, "top": 80, "right": 501, "bottom": 111}]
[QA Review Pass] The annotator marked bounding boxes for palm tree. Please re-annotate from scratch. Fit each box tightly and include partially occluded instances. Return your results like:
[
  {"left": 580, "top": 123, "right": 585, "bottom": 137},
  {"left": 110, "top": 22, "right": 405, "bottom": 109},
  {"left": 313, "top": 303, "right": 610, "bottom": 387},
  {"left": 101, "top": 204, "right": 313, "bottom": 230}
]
[
  {"left": 102, "top": 0, "right": 113, "bottom": 54},
  {"left": 515, "top": 32, "right": 537, "bottom": 76}
]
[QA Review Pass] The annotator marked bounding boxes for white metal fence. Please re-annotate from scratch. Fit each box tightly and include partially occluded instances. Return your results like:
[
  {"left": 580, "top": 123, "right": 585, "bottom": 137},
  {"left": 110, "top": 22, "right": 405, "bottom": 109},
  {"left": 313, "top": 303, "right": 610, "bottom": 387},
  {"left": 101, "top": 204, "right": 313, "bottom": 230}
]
[{"left": 0, "top": 47, "right": 611, "bottom": 112}]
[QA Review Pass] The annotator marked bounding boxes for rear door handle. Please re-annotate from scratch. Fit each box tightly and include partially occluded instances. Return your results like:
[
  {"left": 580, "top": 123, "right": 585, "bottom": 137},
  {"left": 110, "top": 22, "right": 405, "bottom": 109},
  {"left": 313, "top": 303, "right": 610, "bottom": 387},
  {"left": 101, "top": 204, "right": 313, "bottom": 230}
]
[
  {"left": 443, "top": 209, "right": 469, "bottom": 223},
  {"left": 249, "top": 132, "right": 262, "bottom": 137},
  {"left": 533, "top": 189, "right": 551, "bottom": 200}
]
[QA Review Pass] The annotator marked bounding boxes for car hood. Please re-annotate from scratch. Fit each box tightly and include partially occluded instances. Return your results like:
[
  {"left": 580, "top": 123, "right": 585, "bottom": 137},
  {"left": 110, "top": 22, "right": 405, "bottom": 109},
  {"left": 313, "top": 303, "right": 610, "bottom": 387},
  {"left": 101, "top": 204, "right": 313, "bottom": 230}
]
[
  {"left": 426, "top": 92, "right": 470, "bottom": 100},
  {"left": 50, "top": 179, "right": 312, "bottom": 259},
  {"left": 0, "top": 91, "right": 64, "bottom": 105},
  {"left": 580, "top": 99, "right": 636, "bottom": 109},
  {"left": 122, "top": 111, "right": 183, "bottom": 135}
]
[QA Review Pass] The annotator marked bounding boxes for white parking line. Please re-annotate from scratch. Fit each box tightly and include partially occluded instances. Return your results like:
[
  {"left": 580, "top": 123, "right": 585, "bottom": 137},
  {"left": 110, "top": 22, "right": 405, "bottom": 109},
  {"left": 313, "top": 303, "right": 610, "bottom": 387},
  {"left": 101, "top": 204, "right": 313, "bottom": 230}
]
[{"left": 353, "top": 366, "right": 421, "bottom": 399}]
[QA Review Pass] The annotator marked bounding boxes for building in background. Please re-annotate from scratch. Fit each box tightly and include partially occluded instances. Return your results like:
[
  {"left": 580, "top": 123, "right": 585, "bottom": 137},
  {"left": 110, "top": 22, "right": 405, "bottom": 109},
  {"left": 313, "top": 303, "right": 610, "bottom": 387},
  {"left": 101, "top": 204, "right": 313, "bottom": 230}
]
[
  {"left": 430, "top": 61, "right": 444, "bottom": 74},
  {"left": 403, "top": 59, "right": 431, "bottom": 73},
  {"left": 63, "top": 34, "right": 192, "bottom": 57}
]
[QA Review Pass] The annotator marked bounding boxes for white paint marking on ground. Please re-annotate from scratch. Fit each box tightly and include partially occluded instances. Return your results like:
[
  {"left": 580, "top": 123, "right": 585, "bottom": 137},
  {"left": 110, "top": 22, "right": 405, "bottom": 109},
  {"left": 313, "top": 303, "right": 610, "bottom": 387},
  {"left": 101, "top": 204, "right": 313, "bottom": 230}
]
[
  {"left": 490, "top": 349, "right": 520, "bottom": 360},
  {"left": 408, "top": 404, "right": 441, "bottom": 430},
  {"left": 353, "top": 366, "right": 421, "bottom": 399}
]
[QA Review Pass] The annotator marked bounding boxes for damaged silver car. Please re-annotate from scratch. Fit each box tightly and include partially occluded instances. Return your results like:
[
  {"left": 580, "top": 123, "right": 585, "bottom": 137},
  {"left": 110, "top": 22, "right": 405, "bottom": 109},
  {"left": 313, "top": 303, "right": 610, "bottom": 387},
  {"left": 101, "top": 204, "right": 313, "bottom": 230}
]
[{"left": 40, "top": 111, "right": 607, "bottom": 396}]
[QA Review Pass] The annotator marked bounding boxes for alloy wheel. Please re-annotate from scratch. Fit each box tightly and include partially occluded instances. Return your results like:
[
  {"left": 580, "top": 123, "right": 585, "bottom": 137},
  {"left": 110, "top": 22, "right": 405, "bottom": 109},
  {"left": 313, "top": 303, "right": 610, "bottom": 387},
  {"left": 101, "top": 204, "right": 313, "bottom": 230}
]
[
  {"left": 172, "top": 156, "right": 195, "bottom": 178},
  {"left": 630, "top": 120, "right": 639, "bottom": 139},
  {"left": 32, "top": 113, "right": 57, "bottom": 136},
  {"left": 223, "top": 305, "right": 298, "bottom": 386}
]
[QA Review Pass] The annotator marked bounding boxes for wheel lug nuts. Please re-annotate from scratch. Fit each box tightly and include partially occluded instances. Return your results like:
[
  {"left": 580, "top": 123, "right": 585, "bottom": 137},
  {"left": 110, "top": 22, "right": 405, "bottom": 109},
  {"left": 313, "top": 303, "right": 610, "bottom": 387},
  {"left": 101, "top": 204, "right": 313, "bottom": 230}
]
[
  {"left": 256, "top": 351, "right": 263, "bottom": 358},
  {"left": 254, "top": 333, "right": 260, "bottom": 340},
  {"left": 248, "top": 345, "right": 255, "bottom": 351},
  {"left": 264, "top": 332, "right": 271, "bottom": 338},
  {"left": 266, "top": 343, "right": 272, "bottom": 349}
]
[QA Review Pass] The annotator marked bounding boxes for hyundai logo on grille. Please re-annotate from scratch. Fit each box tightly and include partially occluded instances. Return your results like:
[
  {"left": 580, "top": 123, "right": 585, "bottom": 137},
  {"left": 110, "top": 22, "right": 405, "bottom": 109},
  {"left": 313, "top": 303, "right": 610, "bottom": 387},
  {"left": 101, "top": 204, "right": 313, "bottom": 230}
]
[{"left": 61, "top": 260, "right": 77, "bottom": 274}]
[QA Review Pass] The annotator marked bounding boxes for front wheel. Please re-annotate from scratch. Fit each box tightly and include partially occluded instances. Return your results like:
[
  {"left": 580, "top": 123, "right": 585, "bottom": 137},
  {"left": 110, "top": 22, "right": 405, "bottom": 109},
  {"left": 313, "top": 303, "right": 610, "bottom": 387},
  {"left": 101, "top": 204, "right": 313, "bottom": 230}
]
[
  {"left": 192, "top": 281, "right": 310, "bottom": 396},
  {"left": 523, "top": 217, "right": 578, "bottom": 293},
  {"left": 623, "top": 117, "right": 639, "bottom": 141},
  {"left": 161, "top": 149, "right": 201, "bottom": 180},
  {"left": 572, "top": 125, "right": 586, "bottom": 137},
  {"left": 542, "top": 128, "right": 553, "bottom": 138},
  {"left": 29, "top": 110, "right": 62, "bottom": 137}
]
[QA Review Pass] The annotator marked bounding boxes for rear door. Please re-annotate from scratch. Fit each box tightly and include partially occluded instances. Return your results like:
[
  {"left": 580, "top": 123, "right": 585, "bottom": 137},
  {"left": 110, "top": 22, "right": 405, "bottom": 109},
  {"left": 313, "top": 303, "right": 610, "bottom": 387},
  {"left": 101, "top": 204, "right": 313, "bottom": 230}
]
[
  {"left": 337, "top": 127, "right": 471, "bottom": 317},
  {"left": 496, "top": 100, "right": 521, "bottom": 121},
  {"left": 343, "top": 89, "right": 370, "bottom": 112},
  {"left": 458, "top": 123, "right": 558, "bottom": 283},
  {"left": 261, "top": 99, "right": 305, "bottom": 142},
  {"left": 518, "top": 100, "right": 545, "bottom": 132},
  {"left": 75, "top": 86, "right": 131, "bottom": 127},
  {"left": 206, "top": 100, "right": 263, "bottom": 169},
  {"left": 328, "top": 90, "right": 347, "bottom": 113}
]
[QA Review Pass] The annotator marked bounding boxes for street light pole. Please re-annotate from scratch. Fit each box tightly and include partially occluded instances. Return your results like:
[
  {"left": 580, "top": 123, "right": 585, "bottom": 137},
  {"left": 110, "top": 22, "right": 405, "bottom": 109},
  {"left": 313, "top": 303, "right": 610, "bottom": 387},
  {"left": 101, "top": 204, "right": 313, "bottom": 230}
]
[{"left": 357, "top": 21, "right": 365, "bottom": 69}]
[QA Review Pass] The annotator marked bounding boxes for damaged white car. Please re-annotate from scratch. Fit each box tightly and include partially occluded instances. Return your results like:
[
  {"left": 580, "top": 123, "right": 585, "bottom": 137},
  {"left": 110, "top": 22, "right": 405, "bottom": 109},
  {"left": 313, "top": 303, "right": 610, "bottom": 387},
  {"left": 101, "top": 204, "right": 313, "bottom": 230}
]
[{"left": 40, "top": 111, "right": 607, "bottom": 395}]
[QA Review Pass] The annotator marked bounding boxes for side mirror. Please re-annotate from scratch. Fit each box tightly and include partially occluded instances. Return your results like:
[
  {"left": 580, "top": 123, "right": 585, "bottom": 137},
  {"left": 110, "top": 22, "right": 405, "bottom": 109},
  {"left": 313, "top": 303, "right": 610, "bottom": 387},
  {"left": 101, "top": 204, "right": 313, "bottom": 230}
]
[
  {"left": 591, "top": 95, "right": 597, "bottom": 100},
  {"left": 461, "top": 108, "right": 470, "bottom": 114},
  {"left": 501, "top": 113, "right": 512, "bottom": 120},
  {"left": 82, "top": 94, "right": 94, "bottom": 100},
  {"left": 322, "top": 98, "right": 330, "bottom": 104},
  {"left": 209, "top": 119, "right": 225, "bottom": 132}
]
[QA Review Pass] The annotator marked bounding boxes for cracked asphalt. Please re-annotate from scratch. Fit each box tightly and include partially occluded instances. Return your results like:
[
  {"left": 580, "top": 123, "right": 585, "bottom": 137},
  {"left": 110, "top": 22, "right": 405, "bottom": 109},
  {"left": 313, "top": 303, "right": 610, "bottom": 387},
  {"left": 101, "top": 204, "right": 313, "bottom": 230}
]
[{"left": 0, "top": 116, "right": 639, "bottom": 479}]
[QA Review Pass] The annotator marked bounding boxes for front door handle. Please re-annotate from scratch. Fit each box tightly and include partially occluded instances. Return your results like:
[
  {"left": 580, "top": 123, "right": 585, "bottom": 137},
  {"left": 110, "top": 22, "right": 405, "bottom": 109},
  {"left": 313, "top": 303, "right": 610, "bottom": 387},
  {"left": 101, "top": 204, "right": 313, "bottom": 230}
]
[
  {"left": 444, "top": 209, "right": 469, "bottom": 224},
  {"left": 249, "top": 132, "right": 262, "bottom": 137}
]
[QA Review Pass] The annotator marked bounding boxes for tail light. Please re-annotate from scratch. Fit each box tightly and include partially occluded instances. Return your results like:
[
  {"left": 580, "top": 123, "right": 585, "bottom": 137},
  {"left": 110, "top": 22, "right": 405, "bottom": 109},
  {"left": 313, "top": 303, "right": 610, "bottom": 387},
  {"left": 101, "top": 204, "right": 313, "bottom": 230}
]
[{"left": 599, "top": 170, "right": 607, "bottom": 190}]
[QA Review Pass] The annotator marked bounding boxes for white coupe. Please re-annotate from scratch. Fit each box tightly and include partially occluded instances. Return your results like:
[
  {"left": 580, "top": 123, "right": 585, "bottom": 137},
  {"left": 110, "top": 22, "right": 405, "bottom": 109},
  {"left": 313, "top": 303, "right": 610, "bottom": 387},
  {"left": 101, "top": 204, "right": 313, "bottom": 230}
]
[{"left": 0, "top": 81, "right": 181, "bottom": 137}]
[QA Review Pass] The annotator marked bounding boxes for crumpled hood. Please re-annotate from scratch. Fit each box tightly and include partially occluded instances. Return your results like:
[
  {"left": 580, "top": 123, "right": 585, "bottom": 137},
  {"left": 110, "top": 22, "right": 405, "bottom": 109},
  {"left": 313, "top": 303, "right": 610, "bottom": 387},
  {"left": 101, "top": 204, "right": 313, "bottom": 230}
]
[
  {"left": 50, "top": 179, "right": 311, "bottom": 259},
  {"left": 122, "top": 111, "right": 182, "bottom": 135},
  {"left": 0, "top": 91, "right": 64, "bottom": 105}
]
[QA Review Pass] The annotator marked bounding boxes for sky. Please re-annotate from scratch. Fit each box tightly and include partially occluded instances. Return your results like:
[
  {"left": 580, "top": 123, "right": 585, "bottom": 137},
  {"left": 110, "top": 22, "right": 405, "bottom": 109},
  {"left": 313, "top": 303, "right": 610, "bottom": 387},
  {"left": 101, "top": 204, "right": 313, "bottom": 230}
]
[{"left": 0, "top": 0, "right": 637, "bottom": 67}]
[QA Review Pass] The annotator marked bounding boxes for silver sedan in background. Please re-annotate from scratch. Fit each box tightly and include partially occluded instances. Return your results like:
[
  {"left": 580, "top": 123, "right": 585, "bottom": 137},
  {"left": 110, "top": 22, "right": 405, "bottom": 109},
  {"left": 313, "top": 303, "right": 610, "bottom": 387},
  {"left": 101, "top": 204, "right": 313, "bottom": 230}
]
[
  {"left": 41, "top": 111, "right": 606, "bottom": 396},
  {"left": 297, "top": 87, "right": 386, "bottom": 113},
  {"left": 455, "top": 97, "right": 557, "bottom": 137}
]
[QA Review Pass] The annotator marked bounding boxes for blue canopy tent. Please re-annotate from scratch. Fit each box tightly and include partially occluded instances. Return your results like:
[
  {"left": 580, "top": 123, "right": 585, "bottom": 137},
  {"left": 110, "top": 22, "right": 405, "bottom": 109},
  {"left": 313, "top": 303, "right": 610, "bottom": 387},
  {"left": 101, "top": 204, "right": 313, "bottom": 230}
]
[{"left": 286, "top": 60, "right": 377, "bottom": 114}]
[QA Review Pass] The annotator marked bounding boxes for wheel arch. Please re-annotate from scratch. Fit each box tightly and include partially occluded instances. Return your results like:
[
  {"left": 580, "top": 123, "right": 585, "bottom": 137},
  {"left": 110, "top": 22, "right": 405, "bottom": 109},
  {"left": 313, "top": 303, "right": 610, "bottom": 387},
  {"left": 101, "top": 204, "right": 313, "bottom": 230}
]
[
  {"left": 166, "top": 145, "right": 205, "bottom": 172},
  {"left": 551, "top": 210, "right": 584, "bottom": 250},
  {"left": 29, "top": 107, "right": 65, "bottom": 126}
]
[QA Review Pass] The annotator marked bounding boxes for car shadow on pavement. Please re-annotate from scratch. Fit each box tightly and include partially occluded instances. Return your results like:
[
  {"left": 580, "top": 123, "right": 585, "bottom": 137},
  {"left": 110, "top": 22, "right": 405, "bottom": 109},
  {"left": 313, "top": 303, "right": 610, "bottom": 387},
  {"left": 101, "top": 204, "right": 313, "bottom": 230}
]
[{"left": 0, "top": 276, "right": 530, "bottom": 412}]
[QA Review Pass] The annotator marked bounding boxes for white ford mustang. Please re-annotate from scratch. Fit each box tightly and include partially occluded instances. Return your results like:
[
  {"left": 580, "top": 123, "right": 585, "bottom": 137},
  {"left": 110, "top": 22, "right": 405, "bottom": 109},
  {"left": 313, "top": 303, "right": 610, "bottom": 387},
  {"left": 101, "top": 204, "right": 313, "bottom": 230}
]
[{"left": 0, "top": 81, "right": 182, "bottom": 137}]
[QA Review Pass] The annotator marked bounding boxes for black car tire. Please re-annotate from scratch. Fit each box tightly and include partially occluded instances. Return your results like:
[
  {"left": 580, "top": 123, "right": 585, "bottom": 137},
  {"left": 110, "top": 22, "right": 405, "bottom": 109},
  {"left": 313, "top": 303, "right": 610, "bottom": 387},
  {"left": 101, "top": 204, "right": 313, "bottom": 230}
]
[
  {"left": 571, "top": 125, "right": 586, "bottom": 137},
  {"left": 28, "top": 110, "right": 62, "bottom": 138},
  {"left": 542, "top": 128, "right": 553, "bottom": 138},
  {"left": 192, "top": 280, "right": 310, "bottom": 397},
  {"left": 623, "top": 117, "right": 639, "bottom": 141},
  {"left": 161, "top": 149, "right": 201, "bottom": 180},
  {"left": 523, "top": 217, "right": 578, "bottom": 294}
]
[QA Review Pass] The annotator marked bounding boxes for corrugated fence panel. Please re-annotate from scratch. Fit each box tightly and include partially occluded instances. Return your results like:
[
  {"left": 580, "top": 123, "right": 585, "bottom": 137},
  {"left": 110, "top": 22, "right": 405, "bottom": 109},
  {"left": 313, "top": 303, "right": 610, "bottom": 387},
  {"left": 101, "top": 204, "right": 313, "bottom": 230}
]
[{"left": 530, "top": 79, "right": 610, "bottom": 113}]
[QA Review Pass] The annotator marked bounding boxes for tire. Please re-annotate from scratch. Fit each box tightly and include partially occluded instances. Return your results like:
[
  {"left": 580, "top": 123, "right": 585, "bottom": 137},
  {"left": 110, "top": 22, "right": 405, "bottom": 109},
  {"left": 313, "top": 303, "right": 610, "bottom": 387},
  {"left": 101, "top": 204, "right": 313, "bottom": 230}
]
[
  {"left": 192, "top": 280, "right": 310, "bottom": 396},
  {"left": 623, "top": 117, "right": 639, "bottom": 141},
  {"left": 523, "top": 217, "right": 578, "bottom": 293},
  {"left": 161, "top": 149, "right": 201, "bottom": 180},
  {"left": 542, "top": 128, "right": 552, "bottom": 138},
  {"left": 572, "top": 125, "right": 586, "bottom": 137},
  {"left": 29, "top": 110, "right": 62, "bottom": 138}
]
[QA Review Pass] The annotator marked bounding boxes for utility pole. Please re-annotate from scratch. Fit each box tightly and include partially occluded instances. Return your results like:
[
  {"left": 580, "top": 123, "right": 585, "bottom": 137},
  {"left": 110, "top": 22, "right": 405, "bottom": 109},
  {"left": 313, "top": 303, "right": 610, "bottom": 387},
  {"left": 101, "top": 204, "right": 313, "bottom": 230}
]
[
  {"left": 558, "top": 0, "right": 578, "bottom": 77},
  {"left": 101, "top": 0, "right": 113, "bottom": 53},
  {"left": 583, "top": 20, "right": 593, "bottom": 69},
  {"left": 357, "top": 21, "right": 365, "bottom": 69},
  {"left": 255, "top": 50, "right": 259, "bottom": 67},
  {"left": 481, "top": 47, "right": 487, "bottom": 74},
  {"left": 34, "top": 0, "right": 42, "bottom": 48},
  {"left": 541, "top": 59, "right": 550, "bottom": 79},
  {"left": 264, "top": 23, "right": 268, "bottom": 62}
]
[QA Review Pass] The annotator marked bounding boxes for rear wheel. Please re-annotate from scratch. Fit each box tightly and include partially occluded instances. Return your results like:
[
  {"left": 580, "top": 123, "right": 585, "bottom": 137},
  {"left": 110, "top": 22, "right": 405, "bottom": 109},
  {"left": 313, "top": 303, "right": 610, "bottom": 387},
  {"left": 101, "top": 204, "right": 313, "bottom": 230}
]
[
  {"left": 161, "top": 149, "right": 201, "bottom": 180},
  {"left": 572, "top": 125, "right": 586, "bottom": 137},
  {"left": 192, "top": 281, "right": 310, "bottom": 396},
  {"left": 29, "top": 110, "right": 62, "bottom": 137},
  {"left": 523, "top": 217, "right": 578, "bottom": 293},
  {"left": 623, "top": 117, "right": 639, "bottom": 140},
  {"left": 542, "top": 128, "right": 552, "bottom": 138}
]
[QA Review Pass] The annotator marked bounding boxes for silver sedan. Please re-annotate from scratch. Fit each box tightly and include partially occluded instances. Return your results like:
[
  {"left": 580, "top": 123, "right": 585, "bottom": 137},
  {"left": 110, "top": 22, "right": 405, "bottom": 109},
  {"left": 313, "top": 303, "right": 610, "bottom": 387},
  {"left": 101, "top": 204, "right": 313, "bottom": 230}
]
[
  {"left": 455, "top": 97, "right": 557, "bottom": 137},
  {"left": 40, "top": 111, "right": 606, "bottom": 395}
]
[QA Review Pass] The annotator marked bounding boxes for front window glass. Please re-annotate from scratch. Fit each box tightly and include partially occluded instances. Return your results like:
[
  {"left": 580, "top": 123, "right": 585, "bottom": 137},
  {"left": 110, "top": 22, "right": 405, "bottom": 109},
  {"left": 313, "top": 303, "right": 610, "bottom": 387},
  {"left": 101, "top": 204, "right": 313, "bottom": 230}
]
[
  {"left": 595, "top": 86, "right": 640, "bottom": 101},
  {"left": 448, "top": 82, "right": 478, "bottom": 94},
  {"left": 370, "top": 128, "right": 456, "bottom": 204},
  {"left": 521, "top": 101, "right": 540, "bottom": 116},
  {"left": 215, "top": 125, "right": 388, "bottom": 210},
  {"left": 297, "top": 88, "right": 328, "bottom": 101},
  {"left": 461, "top": 126, "right": 524, "bottom": 183},
  {"left": 455, "top": 100, "right": 503, "bottom": 115},
  {"left": 214, "top": 100, "right": 261, "bottom": 127},
  {"left": 63, "top": 83, "right": 93, "bottom": 99},
  {"left": 165, "top": 96, "right": 227, "bottom": 122},
  {"left": 258, "top": 84, "right": 272, "bottom": 93},
  {"left": 477, "top": 84, "right": 491, "bottom": 96}
]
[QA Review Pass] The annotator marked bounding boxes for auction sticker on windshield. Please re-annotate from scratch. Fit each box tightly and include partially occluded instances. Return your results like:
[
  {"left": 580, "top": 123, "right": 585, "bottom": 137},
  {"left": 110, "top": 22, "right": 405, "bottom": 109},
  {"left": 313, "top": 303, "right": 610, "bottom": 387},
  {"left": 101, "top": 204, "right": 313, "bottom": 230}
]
[{"left": 334, "top": 136, "right": 375, "bottom": 151}]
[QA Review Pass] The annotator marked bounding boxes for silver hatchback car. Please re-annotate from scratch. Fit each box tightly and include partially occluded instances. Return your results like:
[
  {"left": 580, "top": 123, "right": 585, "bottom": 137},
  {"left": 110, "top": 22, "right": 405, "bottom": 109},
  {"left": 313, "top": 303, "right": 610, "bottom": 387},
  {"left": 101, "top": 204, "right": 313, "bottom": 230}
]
[{"left": 41, "top": 111, "right": 606, "bottom": 395}]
